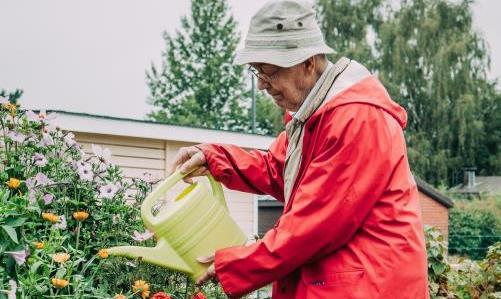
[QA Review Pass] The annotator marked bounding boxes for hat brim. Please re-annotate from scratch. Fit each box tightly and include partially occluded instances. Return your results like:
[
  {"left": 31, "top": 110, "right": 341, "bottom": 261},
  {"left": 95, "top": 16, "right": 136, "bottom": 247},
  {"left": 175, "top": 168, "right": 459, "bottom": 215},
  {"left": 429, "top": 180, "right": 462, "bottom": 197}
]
[{"left": 234, "top": 45, "right": 335, "bottom": 68}]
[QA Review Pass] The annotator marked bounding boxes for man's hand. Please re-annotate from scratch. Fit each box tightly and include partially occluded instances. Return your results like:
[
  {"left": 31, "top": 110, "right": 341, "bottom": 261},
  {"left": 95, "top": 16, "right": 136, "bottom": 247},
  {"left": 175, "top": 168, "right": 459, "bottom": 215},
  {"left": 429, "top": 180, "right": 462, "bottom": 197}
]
[
  {"left": 196, "top": 254, "right": 216, "bottom": 286},
  {"left": 169, "top": 146, "right": 209, "bottom": 183}
]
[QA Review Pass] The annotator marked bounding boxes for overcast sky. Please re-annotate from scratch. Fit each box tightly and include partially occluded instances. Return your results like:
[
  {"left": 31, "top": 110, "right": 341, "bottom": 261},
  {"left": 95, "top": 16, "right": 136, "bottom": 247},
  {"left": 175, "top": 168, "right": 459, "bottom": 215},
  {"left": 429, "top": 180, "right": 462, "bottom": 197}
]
[{"left": 0, "top": 0, "right": 499, "bottom": 119}]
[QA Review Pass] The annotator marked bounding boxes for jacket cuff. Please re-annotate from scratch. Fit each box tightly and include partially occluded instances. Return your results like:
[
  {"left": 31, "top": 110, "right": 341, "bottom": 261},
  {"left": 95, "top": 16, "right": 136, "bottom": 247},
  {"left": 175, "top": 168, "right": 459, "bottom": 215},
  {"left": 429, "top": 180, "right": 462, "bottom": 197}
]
[
  {"left": 215, "top": 248, "right": 241, "bottom": 299},
  {"left": 195, "top": 143, "right": 228, "bottom": 185}
]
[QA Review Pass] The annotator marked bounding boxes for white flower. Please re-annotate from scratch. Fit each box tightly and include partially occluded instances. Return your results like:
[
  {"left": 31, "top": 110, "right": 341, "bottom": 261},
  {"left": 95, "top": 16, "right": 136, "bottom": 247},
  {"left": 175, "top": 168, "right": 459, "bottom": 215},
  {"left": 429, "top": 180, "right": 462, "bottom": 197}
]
[
  {"left": 5, "top": 249, "right": 29, "bottom": 265},
  {"left": 6, "top": 131, "right": 26, "bottom": 143},
  {"left": 34, "top": 153, "right": 48, "bottom": 167},
  {"left": 99, "top": 183, "right": 119, "bottom": 199},
  {"left": 43, "top": 194, "right": 54, "bottom": 205},
  {"left": 39, "top": 133, "right": 54, "bottom": 147},
  {"left": 131, "top": 230, "right": 154, "bottom": 242},
  {"left": 140, "top": 172, "right": 160, "bottom": 184},
  {"left": 35, "top": 172, "right": 52, "bottom": 186},
  {"left": 91, "top": 144, "right": 111, "bottom": 164},
  {"left": 64, "top": 132, "right": 76, "bottom": 148},
  {"left": 26, "top": 110, "right": 56, "bottom": 124},
  {"left": 54, "top": 215, "right": 67, "bottom": 230},
  {"left": 7, "top": 279, "right": 17, "bottom": 299},
  {"left": 76, "top": 162, "right": 93, "bottom": 181}
]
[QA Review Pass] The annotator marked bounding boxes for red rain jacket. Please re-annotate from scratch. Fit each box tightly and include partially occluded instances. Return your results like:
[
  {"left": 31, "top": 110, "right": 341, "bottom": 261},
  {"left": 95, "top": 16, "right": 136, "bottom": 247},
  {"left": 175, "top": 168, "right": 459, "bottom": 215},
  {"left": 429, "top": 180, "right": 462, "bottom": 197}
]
[{"left": 199, "top": 76, "right": 429, "bottom": 298}]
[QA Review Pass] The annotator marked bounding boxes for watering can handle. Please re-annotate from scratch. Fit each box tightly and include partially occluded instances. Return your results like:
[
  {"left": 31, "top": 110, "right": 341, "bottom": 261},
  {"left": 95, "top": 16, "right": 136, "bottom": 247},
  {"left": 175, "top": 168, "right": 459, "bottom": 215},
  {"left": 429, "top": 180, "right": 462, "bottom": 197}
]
[{"left": 141, "top": 168, "right": 228, "bottom": 229}]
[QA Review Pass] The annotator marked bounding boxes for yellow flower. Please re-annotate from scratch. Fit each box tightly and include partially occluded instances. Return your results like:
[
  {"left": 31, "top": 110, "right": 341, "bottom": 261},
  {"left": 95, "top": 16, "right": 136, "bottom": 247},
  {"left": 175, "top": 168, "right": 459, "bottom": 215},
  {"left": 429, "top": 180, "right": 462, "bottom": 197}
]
[
  {"left": 114, "top": 294, "right": 126, "bottom": 299},
  {"left": 6, "top": 178, "right": 21, "bottom": 189},
  {"left": 72, "top": 211, "right": 89, "bottom": 222},
  {"left": 33, "top": 242, "right": 44, "bottom": 249},
  {"left": 42, "top": 212, "right": 59, "bottom": 224},
  {"left": 2, "top": 103, "right": 17, "bottom": 117},
  {"left": 98, "top": 249, "right": 109, "bottom": 259},
  {"left": 52, "top": 252, "right": 70, "bottom": 264},
  {"left": 132, "top": 280, "right": 150, "bottom": 299},
  {"left": 51, "top": 278, "right": 69, "bottom": 288}
]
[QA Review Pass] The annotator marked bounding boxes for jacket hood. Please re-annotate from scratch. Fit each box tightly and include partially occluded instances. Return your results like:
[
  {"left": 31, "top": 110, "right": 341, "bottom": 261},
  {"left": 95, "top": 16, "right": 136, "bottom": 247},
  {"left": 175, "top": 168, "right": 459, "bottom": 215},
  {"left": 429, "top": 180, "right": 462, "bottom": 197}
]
[{"left": 321, "top": 76, "right": 408, "bottom": 129}]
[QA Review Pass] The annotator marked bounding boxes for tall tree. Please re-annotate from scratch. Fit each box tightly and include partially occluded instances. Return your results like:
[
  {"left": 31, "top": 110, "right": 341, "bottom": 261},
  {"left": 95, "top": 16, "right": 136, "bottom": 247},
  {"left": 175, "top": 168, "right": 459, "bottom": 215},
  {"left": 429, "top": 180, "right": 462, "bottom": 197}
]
[
  {"left": 316, "top": 0, "right": 383, "bottom": 69},
  {"left": 377, "top": 0, "right": 496, "bottom": 185},
  {"left": 146, "top": 0, "right": 248, "bottom": 131}
]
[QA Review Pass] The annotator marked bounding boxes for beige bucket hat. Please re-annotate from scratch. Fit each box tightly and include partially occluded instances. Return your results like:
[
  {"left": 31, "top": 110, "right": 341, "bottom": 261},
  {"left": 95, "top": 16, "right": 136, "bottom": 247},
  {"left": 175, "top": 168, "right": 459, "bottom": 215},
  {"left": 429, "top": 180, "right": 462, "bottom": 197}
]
[{"left": 235, "top": 0, "right": 334, "bottom": 68}]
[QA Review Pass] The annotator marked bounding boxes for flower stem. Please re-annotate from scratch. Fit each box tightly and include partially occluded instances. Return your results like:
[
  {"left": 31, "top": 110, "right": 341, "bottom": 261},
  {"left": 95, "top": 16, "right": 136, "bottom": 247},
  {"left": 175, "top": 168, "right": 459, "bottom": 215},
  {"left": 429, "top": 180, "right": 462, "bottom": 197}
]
[{"left": 75, "top": 221, "right": 81, "bottom": 251}]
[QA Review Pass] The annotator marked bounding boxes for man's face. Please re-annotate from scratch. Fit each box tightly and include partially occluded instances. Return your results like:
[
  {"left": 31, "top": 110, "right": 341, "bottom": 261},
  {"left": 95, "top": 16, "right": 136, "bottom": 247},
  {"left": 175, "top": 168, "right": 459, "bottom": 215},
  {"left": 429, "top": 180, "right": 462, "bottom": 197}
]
[{"left": 250, "top": 62, "right": 313, "bottom": 112}]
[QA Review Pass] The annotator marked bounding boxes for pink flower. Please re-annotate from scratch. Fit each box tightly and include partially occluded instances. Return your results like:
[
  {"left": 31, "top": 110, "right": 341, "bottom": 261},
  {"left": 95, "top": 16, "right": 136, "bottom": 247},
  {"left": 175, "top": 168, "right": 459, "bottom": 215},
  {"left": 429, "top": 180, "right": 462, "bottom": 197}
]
[
  {"left": 140, "top": 172, "right": 160, "bottom": 184},
  {"left": 64, "top": 132, "right": 76, "bottom": 148},
  {"left": 34, "top": 153, "right": 48, "bottom": 167},
  {"left": 43, "top": 194, "right": 54, "bottom": 205},
  {"left": 54, "top": 215, "right": 67, "bottom": 230},
  {"left": 91, "top": 144, "right": 112, "bottom": 164},
  {"left": 77, "top": 162, "right": 93, "bottom": 181},
  {"left": 35, "top": 172, "right": 52, "bottom": 186},
  {"left": 132, "top": 230, "right": 154, "bottom": 242},
  {"left": 5, "top": 249, "right": 29, "bottom": 265},
  {"left": 39, "top": 133, "right": 54, "bottom": 147},
  {"left": 6, "top": 131, "right": 26, "bottom": 143},
  {"left": 26, "top": 110, "right": 56, "bottom": 125},
  {"left": 7, "top": 279, "right": 17, "bottom": 299},
  {"left": 99, "top": 183, "right": 119, "bottom": 199}
]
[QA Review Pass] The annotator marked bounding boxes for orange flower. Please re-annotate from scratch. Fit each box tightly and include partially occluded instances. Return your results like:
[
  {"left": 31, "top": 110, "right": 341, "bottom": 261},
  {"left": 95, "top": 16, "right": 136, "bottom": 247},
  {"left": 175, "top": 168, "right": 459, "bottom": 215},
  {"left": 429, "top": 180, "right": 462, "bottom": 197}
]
[
  {"left": 6, "top": 178, "right": 21, "bottom": 189},
  {"left": 52, "top": 252, "right": 70, "bottom": 264},
  {"left": 51, "top": 278, "right": 69, "bottom": 288},
  {"left": 114, "top": 294, "right": 126, "bottom": 299},
  {"left": 72, "top": 211, "right": 89, "bottom": 222},
  {"left": 132, "top": 280, "right": 150, "bottom": 299},
  {"left": 98, "top": 249, "right": 109, "bottom": 259},
  {"left": 42, "top": 212, "right": 59, "bottom": 224},
  {"left": 33, "top": 242, "right": 44, "bottom": 249}
]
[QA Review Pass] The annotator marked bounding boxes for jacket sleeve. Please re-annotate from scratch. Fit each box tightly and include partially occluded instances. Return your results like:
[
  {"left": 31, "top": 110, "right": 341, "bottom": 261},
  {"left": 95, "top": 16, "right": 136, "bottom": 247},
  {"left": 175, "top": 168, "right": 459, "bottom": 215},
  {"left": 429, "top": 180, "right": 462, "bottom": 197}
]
[
  {"left": 197, "top": 132, "right": 287, "bottom": 202},
  {"left": 214, "top": 105, "right": 397, "bottom": 297}
]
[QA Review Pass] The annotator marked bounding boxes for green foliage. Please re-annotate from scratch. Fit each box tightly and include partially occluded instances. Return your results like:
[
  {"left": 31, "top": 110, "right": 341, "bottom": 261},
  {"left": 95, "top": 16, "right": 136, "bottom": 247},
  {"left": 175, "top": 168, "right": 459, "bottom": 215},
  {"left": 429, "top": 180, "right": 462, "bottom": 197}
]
[
  {"left": 317, "top": 0, "right": 501, "bottom": 186},
  {"left": 449, "top": 196, "right": 501, "bottom": 260},
  {"left": 316, "top": 0, "right": 382, "bottom": 69},
  {"left": 377, "top": 0, "right": 497, "bottom": 186},
  {"left": 0, "top": 94, "right": 223, "bottom": 298},
  {"left": 254, "top": 92, "right": 285, "bottom": 136},
  {"left": 426, "top": 225, "right": 501, "bottom": 298},
  {"left": 147, "top": 0, "right": 249, "bottom": 132},
  {"left": 426, "top": 225, "right": 452, "bottom": 297}
]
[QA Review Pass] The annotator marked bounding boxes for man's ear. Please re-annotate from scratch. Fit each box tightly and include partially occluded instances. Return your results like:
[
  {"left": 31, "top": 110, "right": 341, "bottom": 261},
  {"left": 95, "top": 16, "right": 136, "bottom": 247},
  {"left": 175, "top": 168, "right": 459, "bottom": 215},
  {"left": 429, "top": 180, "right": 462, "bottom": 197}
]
[{"left": 303, "top": 56, "right": 316, "bottom": 75}]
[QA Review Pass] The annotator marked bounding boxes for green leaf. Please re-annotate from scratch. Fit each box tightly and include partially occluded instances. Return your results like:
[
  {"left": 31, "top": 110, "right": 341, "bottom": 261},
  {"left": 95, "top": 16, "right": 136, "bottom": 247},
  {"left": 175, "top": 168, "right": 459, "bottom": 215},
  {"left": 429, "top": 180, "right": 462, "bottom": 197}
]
[
  {"left": 5, "top": 217, "right": 27, "bottom": 227},
  {"left": 55, "top": 267, "right": 67, "bottom": 278},
  {"left": 1, "top": 225, "right": 18, "bottom": 244},
  {"left": 30, "top": 260, "right": 44, "bottom": 274}
]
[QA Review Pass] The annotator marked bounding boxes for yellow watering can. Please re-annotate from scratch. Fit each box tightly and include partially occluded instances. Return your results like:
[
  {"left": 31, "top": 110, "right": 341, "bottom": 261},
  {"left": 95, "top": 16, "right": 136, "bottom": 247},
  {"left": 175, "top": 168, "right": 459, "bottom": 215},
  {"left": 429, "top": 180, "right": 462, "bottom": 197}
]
[{"left": 106, "top": 169, "right": 247, "bottom": 281}]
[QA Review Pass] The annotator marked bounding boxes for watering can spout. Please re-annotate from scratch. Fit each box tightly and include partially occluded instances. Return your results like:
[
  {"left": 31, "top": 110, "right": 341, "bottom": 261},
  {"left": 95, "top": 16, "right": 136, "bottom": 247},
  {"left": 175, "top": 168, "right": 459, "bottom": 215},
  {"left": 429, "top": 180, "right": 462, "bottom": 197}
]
[{"left": 105, "top": 239, "right": 192, "bottom": 274}]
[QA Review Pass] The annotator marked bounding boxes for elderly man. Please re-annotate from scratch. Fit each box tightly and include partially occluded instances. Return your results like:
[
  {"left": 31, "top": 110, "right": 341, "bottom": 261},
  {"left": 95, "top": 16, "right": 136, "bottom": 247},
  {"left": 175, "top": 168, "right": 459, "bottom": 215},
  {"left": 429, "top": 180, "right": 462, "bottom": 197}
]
[{"left": 170, "top": 0, "right": 429, "bottom": 298}]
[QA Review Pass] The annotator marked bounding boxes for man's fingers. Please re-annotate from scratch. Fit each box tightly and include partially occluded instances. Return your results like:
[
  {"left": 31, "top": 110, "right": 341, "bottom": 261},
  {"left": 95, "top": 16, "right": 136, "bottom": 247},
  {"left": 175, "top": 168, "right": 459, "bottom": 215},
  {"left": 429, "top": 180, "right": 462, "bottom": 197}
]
[
  {"left": 179, "top": 152, "right": 206, "bottom": 174},
  {"left": 169, "top": 147, "right": 191, "bottom": 174},
  {"left": 196, "top": 271, "right": 211, "bottom": 286},
  {"left": 190, "top": 166, "right": 208, "bottom": 178},
  {"left": 195, "top": 264, "right": 215, "bottom": 286},
  {"left": 196, "top": 255, "right": 215, "bottom": 264}
]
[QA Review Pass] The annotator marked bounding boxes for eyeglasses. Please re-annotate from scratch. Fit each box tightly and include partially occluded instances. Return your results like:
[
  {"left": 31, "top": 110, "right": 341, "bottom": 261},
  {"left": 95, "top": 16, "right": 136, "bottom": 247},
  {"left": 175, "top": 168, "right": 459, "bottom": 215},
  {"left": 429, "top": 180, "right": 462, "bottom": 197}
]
[{"left": 248, "top": 66, "right": 282, "bottom": 83}]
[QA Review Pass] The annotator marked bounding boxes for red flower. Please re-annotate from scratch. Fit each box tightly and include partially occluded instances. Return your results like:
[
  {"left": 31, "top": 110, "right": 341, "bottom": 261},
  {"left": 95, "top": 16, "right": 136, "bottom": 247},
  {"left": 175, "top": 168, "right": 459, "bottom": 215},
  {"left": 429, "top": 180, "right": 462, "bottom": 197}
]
[
  {"left": 191, "top": 292, "right": 207, "bottom": 299},
  {"left": 151, "top": 292, "right": 172, "bottom": 299}
]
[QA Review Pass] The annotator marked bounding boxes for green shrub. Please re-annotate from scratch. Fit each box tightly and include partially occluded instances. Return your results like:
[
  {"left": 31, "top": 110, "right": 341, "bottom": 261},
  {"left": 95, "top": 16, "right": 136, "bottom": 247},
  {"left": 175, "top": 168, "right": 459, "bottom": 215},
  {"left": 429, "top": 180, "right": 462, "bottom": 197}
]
[
  {"left": 426, "top": 225, "right": 501, "bottom": 298},
  {"left": 449, "top": 196, "right": 501, "bottom": 260},
  {"left": 0, "top": 94, "right": 224, "bottom": 298}
]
